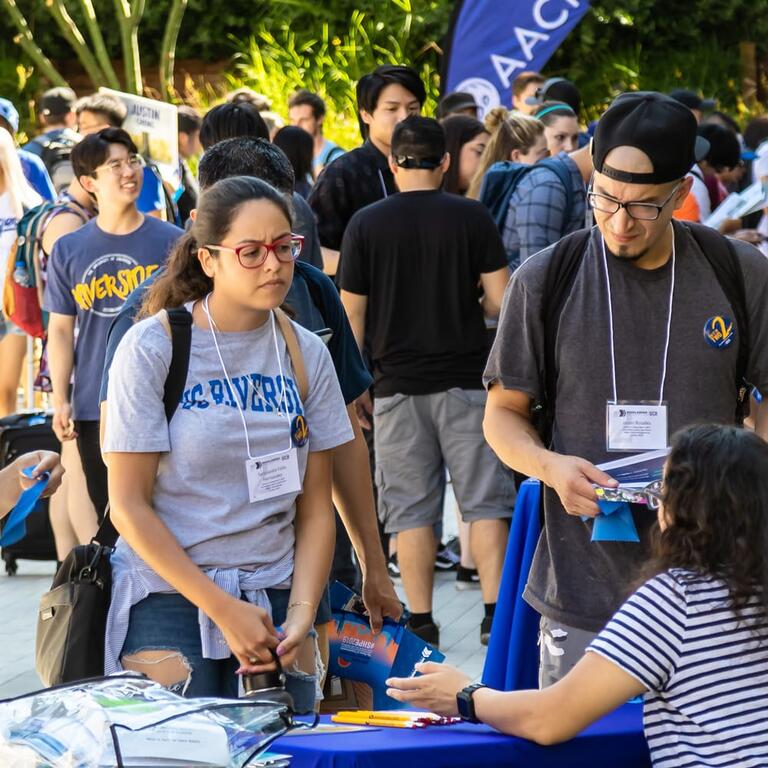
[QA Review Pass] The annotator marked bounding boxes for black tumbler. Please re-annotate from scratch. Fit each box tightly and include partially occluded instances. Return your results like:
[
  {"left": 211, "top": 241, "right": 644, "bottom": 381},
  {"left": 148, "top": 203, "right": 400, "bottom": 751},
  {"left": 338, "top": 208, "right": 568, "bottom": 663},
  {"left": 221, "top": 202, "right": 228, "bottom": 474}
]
[{"left": 241, "top": 648, "right": 295, "bottom": 710}]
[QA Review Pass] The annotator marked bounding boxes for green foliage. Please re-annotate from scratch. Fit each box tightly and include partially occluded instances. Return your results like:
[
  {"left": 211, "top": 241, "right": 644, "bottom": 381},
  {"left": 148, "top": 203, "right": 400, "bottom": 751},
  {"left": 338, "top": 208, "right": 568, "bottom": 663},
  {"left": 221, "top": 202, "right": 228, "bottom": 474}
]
[
  {"left": 226, "top": 1, "right": 443, "bottom": 148},
  {"left": 549, "top": 1, "right": 768, "bottom": 120}
]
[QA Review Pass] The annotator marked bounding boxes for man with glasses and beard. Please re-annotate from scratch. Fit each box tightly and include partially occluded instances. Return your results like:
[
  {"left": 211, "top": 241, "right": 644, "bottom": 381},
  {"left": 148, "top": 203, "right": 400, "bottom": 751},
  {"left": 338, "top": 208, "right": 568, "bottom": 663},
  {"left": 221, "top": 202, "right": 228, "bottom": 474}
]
[{"left": 483, "top": 92, "right": 768, "bottom": 686}]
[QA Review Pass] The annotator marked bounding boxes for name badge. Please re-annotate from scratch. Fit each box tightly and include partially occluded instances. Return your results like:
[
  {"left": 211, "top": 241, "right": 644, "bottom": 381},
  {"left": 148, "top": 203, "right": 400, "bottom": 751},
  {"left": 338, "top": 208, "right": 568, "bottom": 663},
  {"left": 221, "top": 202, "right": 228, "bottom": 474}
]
[
  {"left": 246, "top": 448, "right": 301, "bottom": 503},
  {"left": 606, "top": 402, "right": 668, "bottom": 452}
]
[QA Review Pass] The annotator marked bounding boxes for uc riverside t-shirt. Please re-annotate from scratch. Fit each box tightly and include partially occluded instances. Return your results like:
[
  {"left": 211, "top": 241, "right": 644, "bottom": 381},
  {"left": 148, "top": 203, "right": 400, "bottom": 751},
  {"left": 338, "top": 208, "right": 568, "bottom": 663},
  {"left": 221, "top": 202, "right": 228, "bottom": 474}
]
[
  {"left": 104, "top": 310, "right": 354, "bottom": 570},
  {"left": 44, "top": 215, "right": 182, "bottom": 420}
]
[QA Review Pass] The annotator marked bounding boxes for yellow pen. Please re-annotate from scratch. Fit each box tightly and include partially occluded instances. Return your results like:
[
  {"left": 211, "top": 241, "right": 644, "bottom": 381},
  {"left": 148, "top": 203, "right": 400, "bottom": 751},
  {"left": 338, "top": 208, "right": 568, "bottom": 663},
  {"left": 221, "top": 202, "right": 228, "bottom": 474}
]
[{"left": 331, "top": 716, "right": 425, "bottom": 729}]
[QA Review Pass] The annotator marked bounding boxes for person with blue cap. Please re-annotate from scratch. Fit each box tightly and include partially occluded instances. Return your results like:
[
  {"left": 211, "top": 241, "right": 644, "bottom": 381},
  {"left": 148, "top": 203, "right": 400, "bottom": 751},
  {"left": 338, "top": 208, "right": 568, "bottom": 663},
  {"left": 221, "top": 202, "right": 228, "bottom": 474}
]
[{"left": 0, "top": 96, "right": 56, "bottom": 202}]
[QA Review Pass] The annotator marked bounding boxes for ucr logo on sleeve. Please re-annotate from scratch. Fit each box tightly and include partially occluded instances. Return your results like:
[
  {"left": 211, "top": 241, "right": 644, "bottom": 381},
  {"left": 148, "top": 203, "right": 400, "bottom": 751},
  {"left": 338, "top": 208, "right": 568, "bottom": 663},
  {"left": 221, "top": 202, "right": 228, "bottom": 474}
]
[
  {"left": 72, "top": 254, "right": 160, "bottom": 317},
  {"left": 703, "top": 315, "right": 735, "bottom": 348}
]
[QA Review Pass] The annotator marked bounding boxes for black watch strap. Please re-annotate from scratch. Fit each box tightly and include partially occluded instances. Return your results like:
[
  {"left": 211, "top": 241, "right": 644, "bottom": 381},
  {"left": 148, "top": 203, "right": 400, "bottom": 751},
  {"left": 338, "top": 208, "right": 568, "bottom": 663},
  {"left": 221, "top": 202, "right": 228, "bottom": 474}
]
[{"left": 456, "top": 682, "right": 487, "bottom": 723}]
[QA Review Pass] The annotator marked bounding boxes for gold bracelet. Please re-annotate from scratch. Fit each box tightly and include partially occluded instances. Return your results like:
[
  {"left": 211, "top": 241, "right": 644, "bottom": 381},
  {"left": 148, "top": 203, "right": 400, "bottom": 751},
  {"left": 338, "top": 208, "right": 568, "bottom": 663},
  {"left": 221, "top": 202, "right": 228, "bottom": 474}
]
[{"left": 287, "top": 600, "right": 315, "bottom": 612}]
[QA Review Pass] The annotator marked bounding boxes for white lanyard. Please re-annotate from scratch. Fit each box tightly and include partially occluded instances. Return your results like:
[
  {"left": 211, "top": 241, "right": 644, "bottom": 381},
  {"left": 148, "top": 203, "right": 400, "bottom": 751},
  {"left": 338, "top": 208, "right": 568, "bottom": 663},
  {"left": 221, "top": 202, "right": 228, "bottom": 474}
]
[
  {"left": 201, "top": 294, "right": 293, "bottom": 458},
  {"left": 600, "top": 230, "right": 675, "bottom": 406},
  {"left": 377, "top": 169, "right": 389, "bottom": 198}
]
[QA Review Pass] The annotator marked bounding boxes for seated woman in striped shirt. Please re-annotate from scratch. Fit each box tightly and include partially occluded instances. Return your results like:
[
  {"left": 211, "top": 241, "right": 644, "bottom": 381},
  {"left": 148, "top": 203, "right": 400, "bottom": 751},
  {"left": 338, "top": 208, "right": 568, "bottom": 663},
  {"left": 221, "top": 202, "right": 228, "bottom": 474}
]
[{"left": 387, "top": 423, "right": 768, "bottom": 767}]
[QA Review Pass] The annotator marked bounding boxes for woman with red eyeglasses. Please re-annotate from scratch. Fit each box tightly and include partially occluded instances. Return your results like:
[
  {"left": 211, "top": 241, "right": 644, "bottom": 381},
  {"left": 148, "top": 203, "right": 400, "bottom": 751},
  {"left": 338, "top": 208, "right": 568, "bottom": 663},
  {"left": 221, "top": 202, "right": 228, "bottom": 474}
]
[{"left": 102, "top": 175, "right": 353, "bottom": 706}]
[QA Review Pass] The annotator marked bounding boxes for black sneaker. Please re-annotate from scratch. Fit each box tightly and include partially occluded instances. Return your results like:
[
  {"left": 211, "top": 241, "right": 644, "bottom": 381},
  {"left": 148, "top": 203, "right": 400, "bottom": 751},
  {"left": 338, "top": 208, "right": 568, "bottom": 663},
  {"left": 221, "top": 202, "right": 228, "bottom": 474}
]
[
  {"left": 408, "top": 620, "right": 440, "bottom": 649},
  {"left": 435, "top": 542, "right": 460, "bottom": 571},
  {"left": 480, "top": 615, "right": 493, "bottom": 646},
  {"left": 455, "top": 565, "right": 480, "bottom": 591},
  {"left": 387, "top": 553, "right": 401, "bottom": 579}
]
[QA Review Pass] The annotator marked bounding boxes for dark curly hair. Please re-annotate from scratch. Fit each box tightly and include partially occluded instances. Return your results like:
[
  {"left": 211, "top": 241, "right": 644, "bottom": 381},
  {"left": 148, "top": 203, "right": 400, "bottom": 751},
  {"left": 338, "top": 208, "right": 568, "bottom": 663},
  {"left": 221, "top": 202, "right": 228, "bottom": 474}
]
[{"left": 643, "top": 424, "right": 768, "bottom": 617}]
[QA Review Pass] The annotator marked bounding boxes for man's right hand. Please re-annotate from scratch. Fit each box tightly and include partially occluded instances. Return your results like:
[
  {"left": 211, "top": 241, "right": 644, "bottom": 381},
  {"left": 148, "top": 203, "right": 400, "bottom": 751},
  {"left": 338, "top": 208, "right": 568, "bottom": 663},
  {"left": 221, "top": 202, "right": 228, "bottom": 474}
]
[
  {"left": 53, "top": 403, "right": 78, "bottom": 442},
  {"left": 541, "top": 454, "right": 618, "bottom": 518}
]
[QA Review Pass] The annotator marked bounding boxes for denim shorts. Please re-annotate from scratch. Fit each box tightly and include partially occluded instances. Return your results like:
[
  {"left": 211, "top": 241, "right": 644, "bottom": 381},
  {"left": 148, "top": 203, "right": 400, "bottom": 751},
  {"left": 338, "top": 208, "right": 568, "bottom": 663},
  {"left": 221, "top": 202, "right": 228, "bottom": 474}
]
[{"left": 121, "top": 588, "right": 317, "bottom": 712}]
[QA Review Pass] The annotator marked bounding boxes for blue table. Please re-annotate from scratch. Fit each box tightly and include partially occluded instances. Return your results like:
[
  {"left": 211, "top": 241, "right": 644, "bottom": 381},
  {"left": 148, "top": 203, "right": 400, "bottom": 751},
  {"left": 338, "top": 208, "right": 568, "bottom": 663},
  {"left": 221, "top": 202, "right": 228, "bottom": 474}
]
[
  {"left": 273, "top": 707, "right": 650, "bottom": 767},
  {"left": 483, "top": 478, "right": 542, "bottom": 691}
]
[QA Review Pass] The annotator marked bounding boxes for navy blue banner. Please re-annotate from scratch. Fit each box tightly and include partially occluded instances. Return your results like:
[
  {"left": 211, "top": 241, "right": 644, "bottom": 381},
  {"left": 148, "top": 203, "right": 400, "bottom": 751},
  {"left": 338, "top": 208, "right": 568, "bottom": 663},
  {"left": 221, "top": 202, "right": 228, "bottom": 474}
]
[{"left": 442, "top": 0, "right": 590, "bottom": 116}]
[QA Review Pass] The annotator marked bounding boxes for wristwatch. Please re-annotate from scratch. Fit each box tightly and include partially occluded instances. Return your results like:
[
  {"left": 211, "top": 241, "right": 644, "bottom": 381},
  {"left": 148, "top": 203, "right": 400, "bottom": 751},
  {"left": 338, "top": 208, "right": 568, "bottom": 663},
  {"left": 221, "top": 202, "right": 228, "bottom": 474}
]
[{"left": 456, "top": 682, "right": 487, "bottom": 723}]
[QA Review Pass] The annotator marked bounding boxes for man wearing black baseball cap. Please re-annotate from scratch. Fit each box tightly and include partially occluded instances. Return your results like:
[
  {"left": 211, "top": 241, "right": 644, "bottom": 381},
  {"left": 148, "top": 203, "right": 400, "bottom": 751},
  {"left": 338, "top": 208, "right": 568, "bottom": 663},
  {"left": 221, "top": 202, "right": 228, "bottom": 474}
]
[
  {"left": 484, "top": 91, "right": 768, "bottom": 685},
  {"left": 338, "top": 116, "right": 512, "bottom": 648},
  {"left": 23, "top": 87, "right": 80, "bottom": 192}
]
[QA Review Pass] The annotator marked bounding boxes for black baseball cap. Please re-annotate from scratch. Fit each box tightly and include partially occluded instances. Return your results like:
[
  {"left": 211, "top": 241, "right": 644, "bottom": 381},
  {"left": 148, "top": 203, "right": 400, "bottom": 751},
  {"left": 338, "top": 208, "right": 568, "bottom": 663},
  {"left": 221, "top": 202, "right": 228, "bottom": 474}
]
[
  {"left": 437, "top": 91, "right": 478, "bottom": 119},
  {"left": 526, "top": 77, "right": 581, "bottom": 113},
  {"left": 592, "top": 91, "right": 710, "bottom": 184},
  {"left": 668, "top": 89, "right": 716, "bottom": 113}
]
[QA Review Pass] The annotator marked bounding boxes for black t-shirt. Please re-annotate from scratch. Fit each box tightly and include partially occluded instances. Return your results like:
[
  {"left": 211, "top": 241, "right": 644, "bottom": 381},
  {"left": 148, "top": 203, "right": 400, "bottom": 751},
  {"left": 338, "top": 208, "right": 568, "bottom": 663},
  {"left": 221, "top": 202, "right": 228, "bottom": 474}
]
[
  {"left": 338, "top": 189, "right": 508, "bottom": 397},
  {"left": 308, "top": 140, "right": 397, "bottom": 254}
]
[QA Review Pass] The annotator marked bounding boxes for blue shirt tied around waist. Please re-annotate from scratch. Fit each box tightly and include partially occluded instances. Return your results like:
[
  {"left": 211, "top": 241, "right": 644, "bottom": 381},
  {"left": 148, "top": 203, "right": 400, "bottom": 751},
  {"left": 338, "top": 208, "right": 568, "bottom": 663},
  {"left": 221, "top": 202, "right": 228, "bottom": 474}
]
[{"left": 104, "top": 544, "right": 293, "bottom": 674}]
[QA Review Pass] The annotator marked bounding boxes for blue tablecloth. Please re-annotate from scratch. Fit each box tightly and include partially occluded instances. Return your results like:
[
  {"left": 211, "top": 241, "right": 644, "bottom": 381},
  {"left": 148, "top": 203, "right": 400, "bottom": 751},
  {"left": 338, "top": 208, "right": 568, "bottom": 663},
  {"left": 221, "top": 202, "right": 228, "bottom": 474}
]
[
  {"left": 483, "top": 478, "right": 542, "bottom": 691},
  {"left": 273, "top": 706, "right": 649, "bottom": 767}
]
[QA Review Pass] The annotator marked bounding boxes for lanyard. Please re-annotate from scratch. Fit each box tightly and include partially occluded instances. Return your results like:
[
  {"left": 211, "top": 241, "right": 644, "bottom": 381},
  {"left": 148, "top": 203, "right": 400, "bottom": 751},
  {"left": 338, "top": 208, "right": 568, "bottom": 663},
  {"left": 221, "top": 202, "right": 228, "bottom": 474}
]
[
  {"left": 377, "top": 169, "right": 389, "bottom": 198},
  {"left": 201, "top": 294, "right": 293, "bottom": 458},
  {"left": 600, "top": 230, "right": 676, "bottom": 406}
]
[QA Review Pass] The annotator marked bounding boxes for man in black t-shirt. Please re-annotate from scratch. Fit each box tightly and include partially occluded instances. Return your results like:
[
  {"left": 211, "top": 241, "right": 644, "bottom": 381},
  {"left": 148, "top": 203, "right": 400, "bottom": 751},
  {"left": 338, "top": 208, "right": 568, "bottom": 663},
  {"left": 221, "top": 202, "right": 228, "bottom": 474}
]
[
  {"left": 339, "top": 117, "right": 513, "bottom": 648},
  {"left": 309, "top": 65, "right": 425, "bottom": 277}
]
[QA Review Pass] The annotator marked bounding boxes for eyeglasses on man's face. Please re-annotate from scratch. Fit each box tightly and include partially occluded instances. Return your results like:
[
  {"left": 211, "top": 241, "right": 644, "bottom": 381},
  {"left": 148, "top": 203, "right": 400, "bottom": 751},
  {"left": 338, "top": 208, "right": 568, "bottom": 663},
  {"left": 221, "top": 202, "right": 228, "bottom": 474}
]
[
  {"left": 587, "top": 183, "right": 681, "bottom": 221},
  {"left": 95, "top": 154, "right": 144, "bottom": 176},
  {"left": 204, "top": 234, "right": 304, "bottom": 269}
]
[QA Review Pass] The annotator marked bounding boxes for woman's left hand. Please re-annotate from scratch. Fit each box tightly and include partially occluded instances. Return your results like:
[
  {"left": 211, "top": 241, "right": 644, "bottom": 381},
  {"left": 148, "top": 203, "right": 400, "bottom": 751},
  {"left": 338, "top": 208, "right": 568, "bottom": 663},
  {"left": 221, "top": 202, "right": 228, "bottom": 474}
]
[
  {"left": 386, "top": 662, "right": 472, "bottom": 716},
  {"left": 15, "top": 451, "right": 65, "bottom": 498},
  {"left": 275, "top": 603, "right": 315, "bottom": 669}
]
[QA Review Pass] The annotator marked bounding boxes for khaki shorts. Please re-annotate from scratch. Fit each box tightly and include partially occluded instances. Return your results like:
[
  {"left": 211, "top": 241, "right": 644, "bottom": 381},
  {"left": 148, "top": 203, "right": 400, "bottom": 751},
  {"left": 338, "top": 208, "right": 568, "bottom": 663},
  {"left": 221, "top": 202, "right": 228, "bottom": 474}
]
[{"left": 373, "top": 388, "right": 515, "bottom": 534}]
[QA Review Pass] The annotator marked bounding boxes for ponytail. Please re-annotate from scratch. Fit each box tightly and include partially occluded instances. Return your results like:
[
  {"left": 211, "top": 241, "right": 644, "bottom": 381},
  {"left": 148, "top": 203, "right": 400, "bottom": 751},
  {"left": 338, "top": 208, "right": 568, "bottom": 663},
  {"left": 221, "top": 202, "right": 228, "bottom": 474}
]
[{"left": 139, "top": 231, "right": 212, "bottom": 318}]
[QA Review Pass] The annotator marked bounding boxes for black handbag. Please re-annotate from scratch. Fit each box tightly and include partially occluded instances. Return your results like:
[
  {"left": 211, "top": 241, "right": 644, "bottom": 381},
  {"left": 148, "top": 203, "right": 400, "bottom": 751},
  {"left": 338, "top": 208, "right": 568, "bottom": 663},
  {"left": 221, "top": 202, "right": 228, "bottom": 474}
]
[{"left": 35, "top": 308, "right": 192, "bottom": 686}]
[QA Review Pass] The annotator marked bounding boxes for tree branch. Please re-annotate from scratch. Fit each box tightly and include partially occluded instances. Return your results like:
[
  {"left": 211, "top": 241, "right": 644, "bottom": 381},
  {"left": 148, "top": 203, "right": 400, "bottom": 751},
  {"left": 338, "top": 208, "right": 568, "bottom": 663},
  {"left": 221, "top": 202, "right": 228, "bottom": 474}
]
[
  {"left": 45, "top": 0, "right": 106, "bottom": 88},
  {"left": 159, "top": 0, "right": 188, "bottom": 100},
  {"left": 1, "top": 0, "right": 68, "bottom": 87},
  {"left": 114, "top": 0, "right": 145, "bottom": 93},
  {"left": 76, "top": 0, "right": 120, "bottom": 89}
]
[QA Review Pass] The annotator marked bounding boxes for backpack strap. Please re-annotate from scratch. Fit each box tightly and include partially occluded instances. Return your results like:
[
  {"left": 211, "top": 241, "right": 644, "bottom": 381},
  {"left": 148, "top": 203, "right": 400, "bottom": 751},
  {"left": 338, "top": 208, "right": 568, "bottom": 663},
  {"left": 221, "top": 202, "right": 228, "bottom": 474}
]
[
  {"left": 538, "top": 227, "right": 593, "bottom": 447},
  {"left": 274, "top": 307, "right": 309, "bottom": 402},
  {"left": 683, "top": 222, "right": 750, "bottom": 423},
  {"left": 537, "top": 157, "right": 575, "bottom": 222},
  {"left": 157, "top": 307, "right": 193, "bottom": 422}
]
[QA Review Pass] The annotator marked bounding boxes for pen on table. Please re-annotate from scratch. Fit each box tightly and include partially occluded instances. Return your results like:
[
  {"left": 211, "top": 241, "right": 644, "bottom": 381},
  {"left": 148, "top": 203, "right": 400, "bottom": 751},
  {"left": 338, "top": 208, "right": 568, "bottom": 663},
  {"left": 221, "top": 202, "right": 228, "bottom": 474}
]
[{"left": 330, "top": 715, "right": 426, "bottom": 728}]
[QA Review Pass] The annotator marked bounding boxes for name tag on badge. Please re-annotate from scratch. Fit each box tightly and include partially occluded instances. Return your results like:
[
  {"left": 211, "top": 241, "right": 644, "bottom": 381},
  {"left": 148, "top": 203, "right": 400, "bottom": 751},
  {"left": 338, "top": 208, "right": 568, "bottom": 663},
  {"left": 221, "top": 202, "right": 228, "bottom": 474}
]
[
  {"left": 606, "top": 402, "right": 668, "bottom": 452},
  {"left": 246, "top": 448, "right": 301, "bottom": 503}
]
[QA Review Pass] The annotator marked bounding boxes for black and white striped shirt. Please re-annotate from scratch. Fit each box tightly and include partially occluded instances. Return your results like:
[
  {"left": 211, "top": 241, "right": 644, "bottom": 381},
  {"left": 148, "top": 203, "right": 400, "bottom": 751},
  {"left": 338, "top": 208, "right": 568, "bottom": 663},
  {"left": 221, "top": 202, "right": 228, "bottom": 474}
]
[{"left": 588, "top": 569, "right": 768, "bottom": 767}]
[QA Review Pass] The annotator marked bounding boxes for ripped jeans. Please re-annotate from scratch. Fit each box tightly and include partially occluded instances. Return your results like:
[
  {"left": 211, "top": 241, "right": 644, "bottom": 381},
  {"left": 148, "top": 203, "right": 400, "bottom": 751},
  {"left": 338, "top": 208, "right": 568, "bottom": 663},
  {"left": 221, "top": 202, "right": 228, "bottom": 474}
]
[{"left": 120, "top": 589, "right": 318, "bottom": 712}]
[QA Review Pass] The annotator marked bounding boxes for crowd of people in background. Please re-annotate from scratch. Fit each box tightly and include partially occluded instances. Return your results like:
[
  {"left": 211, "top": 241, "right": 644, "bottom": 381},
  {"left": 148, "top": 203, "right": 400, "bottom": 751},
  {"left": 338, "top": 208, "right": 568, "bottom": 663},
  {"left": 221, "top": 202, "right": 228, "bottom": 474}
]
[{"left": 1, "top": 60, "right": 767, "bottom": 764}]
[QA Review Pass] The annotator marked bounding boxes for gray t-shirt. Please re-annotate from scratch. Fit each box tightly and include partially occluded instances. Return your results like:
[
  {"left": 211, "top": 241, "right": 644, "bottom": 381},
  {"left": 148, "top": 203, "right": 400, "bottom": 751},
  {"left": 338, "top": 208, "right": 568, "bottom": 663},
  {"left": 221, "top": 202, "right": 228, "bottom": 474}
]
[
  {"left": 104, "top": 309, "right": 353, "bottom": 570},
  {"left": 484, "top": 222, "right": 768, "bottom": 632}
]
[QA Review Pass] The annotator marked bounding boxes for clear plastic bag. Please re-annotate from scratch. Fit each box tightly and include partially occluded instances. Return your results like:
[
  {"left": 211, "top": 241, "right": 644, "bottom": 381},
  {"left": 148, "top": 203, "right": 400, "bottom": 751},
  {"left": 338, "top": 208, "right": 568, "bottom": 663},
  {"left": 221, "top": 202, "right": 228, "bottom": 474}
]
[{"left": 0, "top": 673, "right": 303, "bottom": 767}]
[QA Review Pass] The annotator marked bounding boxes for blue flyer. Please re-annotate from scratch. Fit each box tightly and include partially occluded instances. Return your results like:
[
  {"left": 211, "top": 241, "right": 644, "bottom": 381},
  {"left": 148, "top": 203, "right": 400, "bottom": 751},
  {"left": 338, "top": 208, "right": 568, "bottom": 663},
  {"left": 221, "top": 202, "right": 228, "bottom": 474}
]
[{"left": 327, "top": 582, "right": 445, "bottom": 709}]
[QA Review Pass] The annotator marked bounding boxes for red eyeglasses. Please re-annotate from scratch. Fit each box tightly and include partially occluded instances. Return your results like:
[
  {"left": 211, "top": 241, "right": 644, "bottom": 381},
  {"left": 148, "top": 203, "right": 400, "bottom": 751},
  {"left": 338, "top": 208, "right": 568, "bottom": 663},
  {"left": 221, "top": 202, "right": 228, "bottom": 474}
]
[{"left": 205, "top": 234, "right": 304, "bottom": 269}]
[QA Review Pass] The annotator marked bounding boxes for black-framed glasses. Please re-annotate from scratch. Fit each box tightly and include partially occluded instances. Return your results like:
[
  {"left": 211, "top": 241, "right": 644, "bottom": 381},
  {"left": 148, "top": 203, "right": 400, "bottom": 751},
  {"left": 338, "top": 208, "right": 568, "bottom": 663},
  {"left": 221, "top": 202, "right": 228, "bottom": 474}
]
[
  {"left": 587, "top": 184, "right": 681, "bottom": 221},
  {"left": 204, "top": 234, "right": 304, "bottom": 269}
]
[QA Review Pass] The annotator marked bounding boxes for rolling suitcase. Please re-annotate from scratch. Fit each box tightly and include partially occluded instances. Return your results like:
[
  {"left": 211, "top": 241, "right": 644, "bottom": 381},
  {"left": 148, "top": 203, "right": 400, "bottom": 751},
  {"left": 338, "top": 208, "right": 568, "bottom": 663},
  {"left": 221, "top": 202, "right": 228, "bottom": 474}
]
[{"left": 0, "top": 410, "right": 60, "bottom": 575}]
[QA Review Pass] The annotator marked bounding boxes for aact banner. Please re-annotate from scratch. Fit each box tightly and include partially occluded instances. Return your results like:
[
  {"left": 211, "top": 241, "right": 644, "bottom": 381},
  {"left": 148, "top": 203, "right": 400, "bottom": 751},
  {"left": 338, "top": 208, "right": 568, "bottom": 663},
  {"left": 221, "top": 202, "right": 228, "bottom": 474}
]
[{"left": 442, "top": 0, "right": 591, "bottom": 117}]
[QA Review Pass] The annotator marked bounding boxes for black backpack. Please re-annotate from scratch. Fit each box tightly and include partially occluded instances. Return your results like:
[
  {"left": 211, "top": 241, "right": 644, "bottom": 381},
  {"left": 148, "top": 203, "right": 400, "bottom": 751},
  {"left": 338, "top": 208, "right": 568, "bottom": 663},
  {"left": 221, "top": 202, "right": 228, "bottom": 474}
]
[
  {"left": 535, "top": 222, "right": 750, "bottom": 447},
  {"left": 29, "top": 132, "right": 78, "bottom": 193}
]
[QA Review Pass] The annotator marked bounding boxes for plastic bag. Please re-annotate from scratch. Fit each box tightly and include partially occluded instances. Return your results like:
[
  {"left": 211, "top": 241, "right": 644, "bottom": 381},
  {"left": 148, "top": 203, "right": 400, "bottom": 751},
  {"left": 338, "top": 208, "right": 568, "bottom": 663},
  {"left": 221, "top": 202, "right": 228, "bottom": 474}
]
[{"left": 0, "top": 673, "right": 303, "bottom": 767}]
